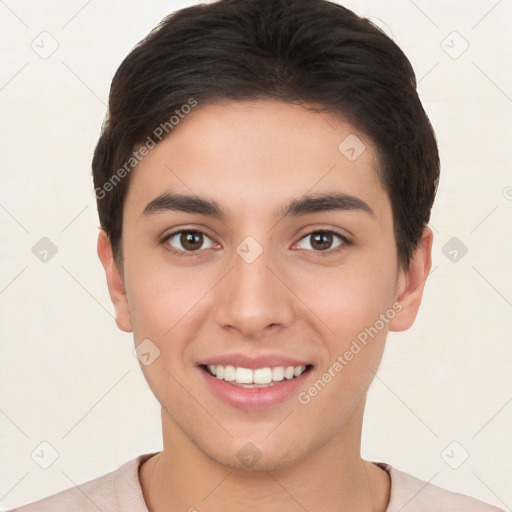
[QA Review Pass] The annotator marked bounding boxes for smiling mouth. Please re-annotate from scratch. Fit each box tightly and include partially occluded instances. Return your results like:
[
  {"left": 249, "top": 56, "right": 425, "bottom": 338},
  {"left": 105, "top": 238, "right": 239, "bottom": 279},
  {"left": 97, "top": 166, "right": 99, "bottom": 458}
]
[{"left": 201, "top": 364, "right": 313, "bottom": 388}]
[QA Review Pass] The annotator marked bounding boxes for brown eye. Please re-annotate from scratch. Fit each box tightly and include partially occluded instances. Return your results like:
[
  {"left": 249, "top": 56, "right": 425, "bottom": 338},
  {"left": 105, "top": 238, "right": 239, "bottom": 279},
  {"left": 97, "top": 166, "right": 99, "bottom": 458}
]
[
  {"left": 165, "top": 230, "right": 214, "bottom": 253},
  {"left": 181, "top": 232, "right": 203, "bottom": 250},
  {"left": 296, "top": 231, "right": 346, "bottom": 252},
  {"left": 311, "top": 232, "right": 334, "bottom": 250}
]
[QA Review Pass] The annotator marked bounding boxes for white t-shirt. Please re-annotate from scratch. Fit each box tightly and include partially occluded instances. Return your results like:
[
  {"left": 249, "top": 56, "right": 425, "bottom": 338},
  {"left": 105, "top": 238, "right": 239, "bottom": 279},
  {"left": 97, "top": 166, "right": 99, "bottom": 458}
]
[{"left": 9, "top": 452, "right": 505, "bottom": 511}]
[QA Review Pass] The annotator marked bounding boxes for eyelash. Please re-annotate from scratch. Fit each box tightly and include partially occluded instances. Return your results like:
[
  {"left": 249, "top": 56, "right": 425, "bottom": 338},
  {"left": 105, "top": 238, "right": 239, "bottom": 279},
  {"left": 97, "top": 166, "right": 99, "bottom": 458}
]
[{"left": 161, "top": 228, "right": 352, "bottom": 258}]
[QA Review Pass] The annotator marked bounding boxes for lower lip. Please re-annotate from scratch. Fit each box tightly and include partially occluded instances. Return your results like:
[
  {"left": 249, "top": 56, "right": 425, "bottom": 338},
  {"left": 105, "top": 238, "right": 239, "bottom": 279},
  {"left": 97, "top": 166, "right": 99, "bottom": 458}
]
[{"left": 199, "top": 366, "right": 312, "bottom": 411}]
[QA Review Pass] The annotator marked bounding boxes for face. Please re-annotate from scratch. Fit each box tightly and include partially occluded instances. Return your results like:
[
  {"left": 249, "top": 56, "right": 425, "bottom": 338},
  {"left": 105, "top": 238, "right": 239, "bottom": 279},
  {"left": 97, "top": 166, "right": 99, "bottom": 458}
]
[{"left": 99, "top": 100, "right": 431, "bottom": 470}]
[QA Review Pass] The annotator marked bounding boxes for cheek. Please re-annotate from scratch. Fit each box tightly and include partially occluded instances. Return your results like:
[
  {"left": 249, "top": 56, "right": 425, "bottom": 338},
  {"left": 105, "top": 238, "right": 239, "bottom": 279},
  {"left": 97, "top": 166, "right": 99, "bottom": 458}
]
[
  {"left": 124, "top": 252, "right": 220, "bottom": 347},
  {"left": 294, "top": 265, "right": 396, "bottom": 417},
  {"left": 291, "top": 253, "right": 398, "bottom": 341}
]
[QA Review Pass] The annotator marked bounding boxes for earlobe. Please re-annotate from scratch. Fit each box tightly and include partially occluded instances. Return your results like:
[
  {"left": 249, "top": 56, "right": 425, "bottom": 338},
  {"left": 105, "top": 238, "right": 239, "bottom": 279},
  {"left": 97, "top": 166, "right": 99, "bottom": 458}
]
[
  {"left": 97, "top": 230, "right": 133, "bottom": 333},
  {"left": 389, "top": 226, "right": 433, "bottom": 332}
]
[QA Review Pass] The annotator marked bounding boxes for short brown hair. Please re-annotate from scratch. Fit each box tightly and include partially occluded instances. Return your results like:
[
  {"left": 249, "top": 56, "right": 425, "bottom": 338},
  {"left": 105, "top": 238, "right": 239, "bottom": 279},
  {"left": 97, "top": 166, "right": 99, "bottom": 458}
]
[{"left": 92, "top": 0, "right": 439, "bottom": 269}]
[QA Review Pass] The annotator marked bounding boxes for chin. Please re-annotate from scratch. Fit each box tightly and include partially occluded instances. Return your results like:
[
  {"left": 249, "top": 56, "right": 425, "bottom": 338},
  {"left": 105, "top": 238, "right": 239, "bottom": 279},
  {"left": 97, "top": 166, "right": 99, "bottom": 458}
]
[{"left": 202, "top": 438, "right": 309, "bottom": 472}]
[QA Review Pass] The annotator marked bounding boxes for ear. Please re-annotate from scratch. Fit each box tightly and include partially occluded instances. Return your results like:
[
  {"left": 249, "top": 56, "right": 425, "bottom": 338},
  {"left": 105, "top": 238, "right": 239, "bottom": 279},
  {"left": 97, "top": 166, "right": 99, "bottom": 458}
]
[
  {"left": 97, "top": 230, "right": 133, "bottom": 333},
  {"left": 389, "top": 226, "right": 433, "bottom": 332}
]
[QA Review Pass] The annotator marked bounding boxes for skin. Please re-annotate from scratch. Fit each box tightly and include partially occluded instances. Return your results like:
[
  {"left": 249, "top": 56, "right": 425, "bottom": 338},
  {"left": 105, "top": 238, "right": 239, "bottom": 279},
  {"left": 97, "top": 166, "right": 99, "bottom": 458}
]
[{"left": 98, "top": 100, "right": 433, "bottom": 512}]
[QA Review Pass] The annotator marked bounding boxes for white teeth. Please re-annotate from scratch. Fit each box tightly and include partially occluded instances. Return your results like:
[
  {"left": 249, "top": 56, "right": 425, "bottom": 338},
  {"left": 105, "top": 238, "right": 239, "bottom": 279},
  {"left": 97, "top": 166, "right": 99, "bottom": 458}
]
[
  {"left": 235, "top": 367, "right": 253, "bottom": 384},
  {"left": 271, "top": 366, "right": 285, "bottom": 381},
  {"left": 284, "top": 366, "right": 295, "bottom": 379},
  {"left": 205, "top": 364, "right": 307, "bottom": 386},
  {"left": 223, "top": 365, "right": 236, "bottom": 381},
  {"left": 253, "top": 367, "right": 272, "bottom": 384}
]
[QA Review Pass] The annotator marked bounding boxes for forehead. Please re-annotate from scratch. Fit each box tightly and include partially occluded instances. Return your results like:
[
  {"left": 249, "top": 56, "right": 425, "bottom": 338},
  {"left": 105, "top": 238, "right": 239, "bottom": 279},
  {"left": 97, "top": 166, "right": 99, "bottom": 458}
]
[{"left": 124, "top": 100, "right": 390, "bottom": 224}]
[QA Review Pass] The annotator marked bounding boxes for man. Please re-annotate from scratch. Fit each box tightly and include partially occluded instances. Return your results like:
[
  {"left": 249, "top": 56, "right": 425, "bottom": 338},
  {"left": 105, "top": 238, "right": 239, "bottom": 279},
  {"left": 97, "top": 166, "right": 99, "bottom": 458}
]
[{"left": 11, "top": 0, "right": 504, "bottom": 510}]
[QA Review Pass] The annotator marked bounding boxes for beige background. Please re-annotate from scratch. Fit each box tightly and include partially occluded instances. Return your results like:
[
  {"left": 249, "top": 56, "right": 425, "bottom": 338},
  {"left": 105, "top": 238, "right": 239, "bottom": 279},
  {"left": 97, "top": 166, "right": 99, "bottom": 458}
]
[{"left": 0, "top": 0, "right": 511, "bottom": 509}]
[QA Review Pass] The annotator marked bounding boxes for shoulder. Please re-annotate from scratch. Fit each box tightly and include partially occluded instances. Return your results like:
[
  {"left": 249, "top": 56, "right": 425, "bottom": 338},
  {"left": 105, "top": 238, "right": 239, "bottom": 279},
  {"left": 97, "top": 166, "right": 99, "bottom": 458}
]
[
  {"left": 8, "top": 470, "right": 117, "bottom": 512},
  {"left": 381, "top": 463, "right": 505, "bottom": 512},
  {"left": 7, "top": 453, "right": 156, "bottom": 512}
]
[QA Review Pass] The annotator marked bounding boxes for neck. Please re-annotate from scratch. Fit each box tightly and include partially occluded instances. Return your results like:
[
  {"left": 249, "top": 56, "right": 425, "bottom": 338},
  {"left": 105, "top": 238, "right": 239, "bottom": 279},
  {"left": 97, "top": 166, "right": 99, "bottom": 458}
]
[{"left": 140, "top": 401, "right": 390, "bottom": 512}]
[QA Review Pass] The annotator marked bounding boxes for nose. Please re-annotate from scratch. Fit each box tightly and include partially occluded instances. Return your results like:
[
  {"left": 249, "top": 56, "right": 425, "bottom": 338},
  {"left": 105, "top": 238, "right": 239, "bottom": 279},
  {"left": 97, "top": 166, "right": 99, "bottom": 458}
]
[{"left": 215, "top": 242, "right": 295, "bottom": 339}]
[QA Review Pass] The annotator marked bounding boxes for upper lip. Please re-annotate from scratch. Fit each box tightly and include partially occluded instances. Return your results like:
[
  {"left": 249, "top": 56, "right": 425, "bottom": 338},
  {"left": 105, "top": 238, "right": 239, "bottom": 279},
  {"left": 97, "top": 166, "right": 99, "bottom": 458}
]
[{"left": 198, "top": 353, "right": 312, "bottom": 369}]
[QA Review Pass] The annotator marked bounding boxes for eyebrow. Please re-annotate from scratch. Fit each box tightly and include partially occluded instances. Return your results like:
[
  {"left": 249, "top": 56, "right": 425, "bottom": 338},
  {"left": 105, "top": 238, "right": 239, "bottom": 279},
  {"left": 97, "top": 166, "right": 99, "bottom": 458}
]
[{"left": 142, "top": 191, "right": 374, "bottom": 220}]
